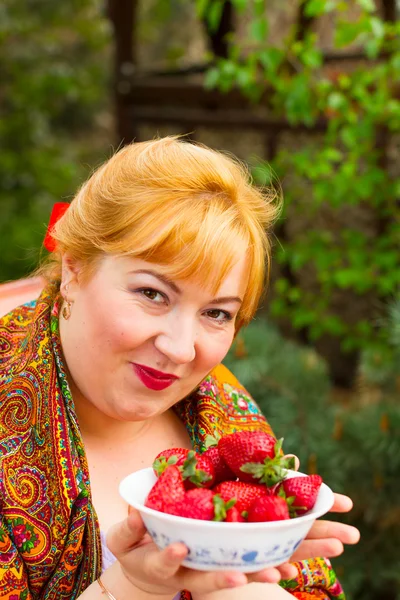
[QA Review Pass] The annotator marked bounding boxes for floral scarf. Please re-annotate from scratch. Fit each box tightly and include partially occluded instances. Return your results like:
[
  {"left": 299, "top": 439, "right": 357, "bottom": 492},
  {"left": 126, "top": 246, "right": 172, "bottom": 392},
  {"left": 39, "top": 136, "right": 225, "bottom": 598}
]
[{"left": 0, "top": 284, "right": 345, "bottom": 600}]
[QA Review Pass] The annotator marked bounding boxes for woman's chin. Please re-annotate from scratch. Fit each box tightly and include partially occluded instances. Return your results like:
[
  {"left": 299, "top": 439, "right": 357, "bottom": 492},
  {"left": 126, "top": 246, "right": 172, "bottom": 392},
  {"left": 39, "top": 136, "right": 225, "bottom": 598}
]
[{"left": 115, "top": 402, "right": 164, "bottom": 423}]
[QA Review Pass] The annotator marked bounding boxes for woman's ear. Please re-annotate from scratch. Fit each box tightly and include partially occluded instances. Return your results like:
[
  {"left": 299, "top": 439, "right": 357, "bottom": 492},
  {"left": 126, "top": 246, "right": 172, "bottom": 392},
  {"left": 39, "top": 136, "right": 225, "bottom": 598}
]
[{"left": 60, "top": 254, "right": 81, "bottom": 300}]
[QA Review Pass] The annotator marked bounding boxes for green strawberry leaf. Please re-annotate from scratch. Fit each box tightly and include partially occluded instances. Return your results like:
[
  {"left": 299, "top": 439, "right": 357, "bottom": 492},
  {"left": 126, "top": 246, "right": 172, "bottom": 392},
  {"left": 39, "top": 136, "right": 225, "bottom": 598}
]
[
  {"left": 189, "top": 470, "right": 212, "bottom": 485},
  {"left": 204, "top": 434, "right": 219, "bottom": 449},
  {"left": 213, "top": 494, "right": 237, "bottom": 521},
  {"left": 278, "top": 489, "right": 306, "bottom": 517},
  {"left": 153, "top": 455, "right": 179, "bottom": 476},
  {"left": 181, "top": 451, "right": 212, "bottom": 486},
  {"left": 241, "top": 453, "right": 295, "bottom": 486},
  {"left": 274, "top": 438, "right": 284, "bottom": 455}
]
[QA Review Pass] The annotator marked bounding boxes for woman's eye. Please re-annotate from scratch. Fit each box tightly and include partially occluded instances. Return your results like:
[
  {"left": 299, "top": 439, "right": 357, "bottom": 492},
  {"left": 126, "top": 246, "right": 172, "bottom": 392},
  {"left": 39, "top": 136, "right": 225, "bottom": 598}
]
[
  {"left": 206, "top": 309, "right": 233, "bottom": 322},
  {"left": 138, "top": 288, "right": 166, "bottom": 304}
]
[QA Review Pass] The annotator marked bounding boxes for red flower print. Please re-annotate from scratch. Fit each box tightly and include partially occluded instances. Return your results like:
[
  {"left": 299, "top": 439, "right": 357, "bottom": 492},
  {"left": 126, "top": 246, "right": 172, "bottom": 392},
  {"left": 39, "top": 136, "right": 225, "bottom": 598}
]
[{"left": 13, "top": 525, "right": 26, "bottom": 536}]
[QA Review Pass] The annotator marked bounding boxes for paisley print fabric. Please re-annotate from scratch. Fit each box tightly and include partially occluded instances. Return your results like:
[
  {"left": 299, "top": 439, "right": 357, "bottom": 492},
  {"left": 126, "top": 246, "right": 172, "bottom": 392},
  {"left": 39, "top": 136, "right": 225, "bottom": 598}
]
[{"left": 0, "top": 285, "right": 345, "bottom": 600}]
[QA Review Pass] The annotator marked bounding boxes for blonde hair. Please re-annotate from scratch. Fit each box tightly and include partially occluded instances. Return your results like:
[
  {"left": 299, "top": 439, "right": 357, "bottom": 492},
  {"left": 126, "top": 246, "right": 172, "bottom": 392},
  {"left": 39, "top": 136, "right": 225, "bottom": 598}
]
[{"left": 40, "top": 137, "right": 280, "bottom": 329}]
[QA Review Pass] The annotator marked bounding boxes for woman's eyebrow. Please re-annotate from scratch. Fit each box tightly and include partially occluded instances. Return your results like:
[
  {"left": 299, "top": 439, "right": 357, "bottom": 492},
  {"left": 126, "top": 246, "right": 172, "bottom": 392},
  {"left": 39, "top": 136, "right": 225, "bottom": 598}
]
[
  {"left": 209, "top": 296, "right": 243, "bottom": 305},
  {"left": 131, "top": 269, "right": 243, "bottom": 304},
  {"left": 131, "top": 269, "right": 181, "bottom": 294}
]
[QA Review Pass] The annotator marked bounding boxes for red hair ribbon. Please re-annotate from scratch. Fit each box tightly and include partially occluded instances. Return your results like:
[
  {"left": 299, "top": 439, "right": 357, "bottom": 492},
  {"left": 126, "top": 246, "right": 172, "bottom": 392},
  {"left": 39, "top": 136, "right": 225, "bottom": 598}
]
[{"left": 43, "top": 202, "right": 70, "bottom": 252}]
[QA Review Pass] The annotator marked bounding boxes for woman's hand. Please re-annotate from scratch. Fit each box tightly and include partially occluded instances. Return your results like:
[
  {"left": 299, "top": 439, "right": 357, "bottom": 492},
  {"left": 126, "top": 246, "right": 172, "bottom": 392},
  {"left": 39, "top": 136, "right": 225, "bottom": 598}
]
[
  {"left": 106, "top": 458, "right": 360, "bottom": 599},
  {"left": 269, "top": 455, "right": 360, "bottom": 577},
  {"left": 287, "top": 492, "right": 360, "bottom": 562},
  {"left": 280, "top": 455, "right": 360, "bottom": 564},
  {"left": 106, "top": 509, "right": 300, "bottom": 599}
]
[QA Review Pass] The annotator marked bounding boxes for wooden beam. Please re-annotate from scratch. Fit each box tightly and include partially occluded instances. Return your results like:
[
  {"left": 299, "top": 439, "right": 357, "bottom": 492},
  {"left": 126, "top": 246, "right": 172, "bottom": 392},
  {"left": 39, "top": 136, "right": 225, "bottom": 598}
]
[
  {"left": 381, "top": 0, "right": 397, "bottom": 21},
  {"left": 107, "top": 0, "right": 138, "bottom": 144},
  {"left": 137, "top": 49, "right": 392, "bottom": 81},
  {"left": 130, "top": 104, "right": 328, "bottom": 132},
  {"left": 128, "top": 77, "right": 253, "bottom": 109}
]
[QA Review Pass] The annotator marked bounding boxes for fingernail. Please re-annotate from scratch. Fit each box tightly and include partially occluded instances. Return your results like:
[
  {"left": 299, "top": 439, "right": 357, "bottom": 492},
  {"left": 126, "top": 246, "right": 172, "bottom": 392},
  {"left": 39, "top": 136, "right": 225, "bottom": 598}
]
[{"left": 169, "top": 544, "right": 187, "bottom": 559}]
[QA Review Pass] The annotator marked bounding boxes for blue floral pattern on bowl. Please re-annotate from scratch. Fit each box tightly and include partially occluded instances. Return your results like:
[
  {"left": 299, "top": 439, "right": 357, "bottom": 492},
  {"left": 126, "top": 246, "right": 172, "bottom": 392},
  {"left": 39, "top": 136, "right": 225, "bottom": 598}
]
[{"left": 148, "top": 528, "right": 303, "bottom": 569}]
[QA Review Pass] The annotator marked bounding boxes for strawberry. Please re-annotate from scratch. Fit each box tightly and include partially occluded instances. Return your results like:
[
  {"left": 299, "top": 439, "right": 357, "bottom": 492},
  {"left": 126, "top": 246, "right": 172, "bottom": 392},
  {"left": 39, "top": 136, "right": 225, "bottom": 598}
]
[
  {"left": 247, "top": 495, "right": 290, "bottom": 522},
  {"left": 153, "top": 447, "right": 189, "bottom": 475},
  {"left": 202, "top": 434, "right": 236, "bottom": 484},
  {"left": 280, "top": 474, "right": 323, "bottom": 516},
  {"left": 218, "top": 431, "right": 295, "bottom": 486},
  {"left": 153, "top": 448, "right": 215, "bottom": 489},
  {"left": 225, "top": 506, "right": 246, "bottom": 522},
  {"left": 181, "top": 451, "right": 215, "bottom": 489},
  {"left": 168, "top": 489, "right": 235, "bottom": 521},
  {"left": 213, "top": 480, "right": 270, "bottom": 513},
  {"left": 168, "top": 488, "right": 215, "bottom": 520},
  {"left": 145, "top": 465, "right": 185, "bottom": 513}
]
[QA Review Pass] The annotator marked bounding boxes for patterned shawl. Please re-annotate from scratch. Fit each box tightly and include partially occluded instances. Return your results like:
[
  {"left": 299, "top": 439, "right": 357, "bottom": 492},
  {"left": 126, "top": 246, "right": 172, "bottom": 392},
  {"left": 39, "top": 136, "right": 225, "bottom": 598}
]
[{"left": 0, "top": 284, "right": 345, "bottom": 600}]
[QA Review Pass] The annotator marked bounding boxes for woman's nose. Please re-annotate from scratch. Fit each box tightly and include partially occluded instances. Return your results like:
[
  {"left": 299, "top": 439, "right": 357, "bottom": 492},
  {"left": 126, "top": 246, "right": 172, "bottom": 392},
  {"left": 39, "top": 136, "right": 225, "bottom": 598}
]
[{"left": 154, "top": 319, "right": 197, "bottom": 364}]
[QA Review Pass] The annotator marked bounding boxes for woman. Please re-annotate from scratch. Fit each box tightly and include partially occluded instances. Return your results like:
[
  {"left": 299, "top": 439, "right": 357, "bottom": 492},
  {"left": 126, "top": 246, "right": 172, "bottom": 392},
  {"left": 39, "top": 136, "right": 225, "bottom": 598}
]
[{"left": 0, "top": 137, "right": 359, "bottom": 600}]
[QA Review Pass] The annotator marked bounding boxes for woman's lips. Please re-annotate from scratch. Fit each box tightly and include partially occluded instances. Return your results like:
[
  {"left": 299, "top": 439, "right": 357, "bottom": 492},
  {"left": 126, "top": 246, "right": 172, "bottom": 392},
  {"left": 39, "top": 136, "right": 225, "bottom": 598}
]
[{"left": 132, "top": 363, "right": 179, "bottom": 391}]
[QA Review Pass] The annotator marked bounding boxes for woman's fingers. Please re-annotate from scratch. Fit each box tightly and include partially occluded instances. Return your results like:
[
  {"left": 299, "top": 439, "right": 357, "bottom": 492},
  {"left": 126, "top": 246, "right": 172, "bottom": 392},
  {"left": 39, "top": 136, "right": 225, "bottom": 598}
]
[
  {"left": 290, "top": 538, "right": 344, "bottom": 562},
  {"left": 106, "top": 501, "right": 359, "bottom": 597},
  {"left": 106, "top": 508, "right": 147, "bottom": 556},
  {"left": 306, "top": 519, "right": 360, "bottom": 544},
  {"left": 147, "top": 546, "right": 252, "bottom": 594},
  {"left": 145, "top": 542, "right": 189, "bottom": 579},
  {"left": 290, "top": 517, "right": 360, "bottom": 561},
  {"left": 277, "top": 563, "right": 298, "bottom": 580},
  {"left": 331, "top": 493, "right": 353, "bottom": 513},
  {"left": 247, "top": 568, "right": 281, "bottom": 584}
]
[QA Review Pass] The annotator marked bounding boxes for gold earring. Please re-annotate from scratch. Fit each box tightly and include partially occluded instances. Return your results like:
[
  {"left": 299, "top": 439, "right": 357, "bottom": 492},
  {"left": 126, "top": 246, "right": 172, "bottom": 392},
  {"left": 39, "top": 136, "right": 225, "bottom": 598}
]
[{"left": 62, "top": 300, "right": 72, "bottom": 320}]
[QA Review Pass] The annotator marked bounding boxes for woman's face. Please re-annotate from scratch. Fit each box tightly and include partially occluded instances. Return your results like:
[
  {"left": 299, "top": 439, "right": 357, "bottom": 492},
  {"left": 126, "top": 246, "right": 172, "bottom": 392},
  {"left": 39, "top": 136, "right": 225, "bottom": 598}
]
[{"left": 60, "top": 255, "right": 249, "bottom": 422}]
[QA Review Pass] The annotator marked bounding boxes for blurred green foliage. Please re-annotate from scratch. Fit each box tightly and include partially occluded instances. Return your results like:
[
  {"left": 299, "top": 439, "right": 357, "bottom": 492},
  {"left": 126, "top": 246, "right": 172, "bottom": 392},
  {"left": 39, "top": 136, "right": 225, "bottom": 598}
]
[
  {"left": 200, "top": 0, "right": 400, "bottom": 356},
  {"left": 0, "top": 0, "right": 110, "bottom": 281},
  {"left": 224, "top": 297, "right": 400, "bottom": 600}
]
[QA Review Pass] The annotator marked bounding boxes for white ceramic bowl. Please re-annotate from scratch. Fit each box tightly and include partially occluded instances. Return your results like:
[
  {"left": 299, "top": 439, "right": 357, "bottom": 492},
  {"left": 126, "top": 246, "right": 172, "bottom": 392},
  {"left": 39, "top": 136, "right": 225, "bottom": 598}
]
[{"left": 119, "top": 468, "right": 334, "bottom": 573}]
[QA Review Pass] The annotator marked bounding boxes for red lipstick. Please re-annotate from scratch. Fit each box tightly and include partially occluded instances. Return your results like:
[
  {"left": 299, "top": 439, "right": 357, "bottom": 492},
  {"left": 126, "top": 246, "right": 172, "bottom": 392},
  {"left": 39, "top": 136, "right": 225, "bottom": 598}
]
[{"left": 132, "top": 363, "right": 179, "bottom": 391}]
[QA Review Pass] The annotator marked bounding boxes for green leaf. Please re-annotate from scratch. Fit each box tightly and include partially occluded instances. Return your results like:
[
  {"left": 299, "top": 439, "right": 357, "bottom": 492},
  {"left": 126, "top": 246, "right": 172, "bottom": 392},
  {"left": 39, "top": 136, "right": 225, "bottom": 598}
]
[
  {"left": 207, "top": 0, "right": 224, "bottom": 34},
  {"left": 356, "top": 0, "right": 376, "bottom": 12},
  {"left": 258, "top": 48, "right": 283, "bottom": 74},
  {"left": 327, "top": 91, "right": 347, "bottom": 110},
  {"left": 213, "top": 495, "right": 236, "bottom": 521},
  {"left": 204, "top": 66, "right": 220, "bottom": 89},
  {"left": 196, "top": 0, "right": 211, "bottom": 19},
  {"left": 369, "top": 16, "right": 385, "bottom": 39},
  {"left": 304, "top": 0, "right": 336, "bottom": 18},
  {"left": 365, "top": 38, "right": 382, "bottom": 59},
  {"left": 334, "top": 19, "right": 366, "bottom": 47},
  {"left": 182, "top": 451, "right": 212, "bottom": 485},
  {"left": 275, "top": 278, "right": 289, "bottom": 294},
  {"left": 220, "top": 59, "right": 236, "bottom": 77},
  {"left": 236, "top": 65, "right": 255, "bottom": 90},
  {"left": 301, "top": 47, "right": 323, "bottom": 69},
  {"left": 250, "top": 17, "right": 269, "bottom": 43},
  {"left": 231, "top": 0, "right": 248, "bottom": 11},
  {"left": 323, "top": 147, "right": 343, "bottom": 161}
]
